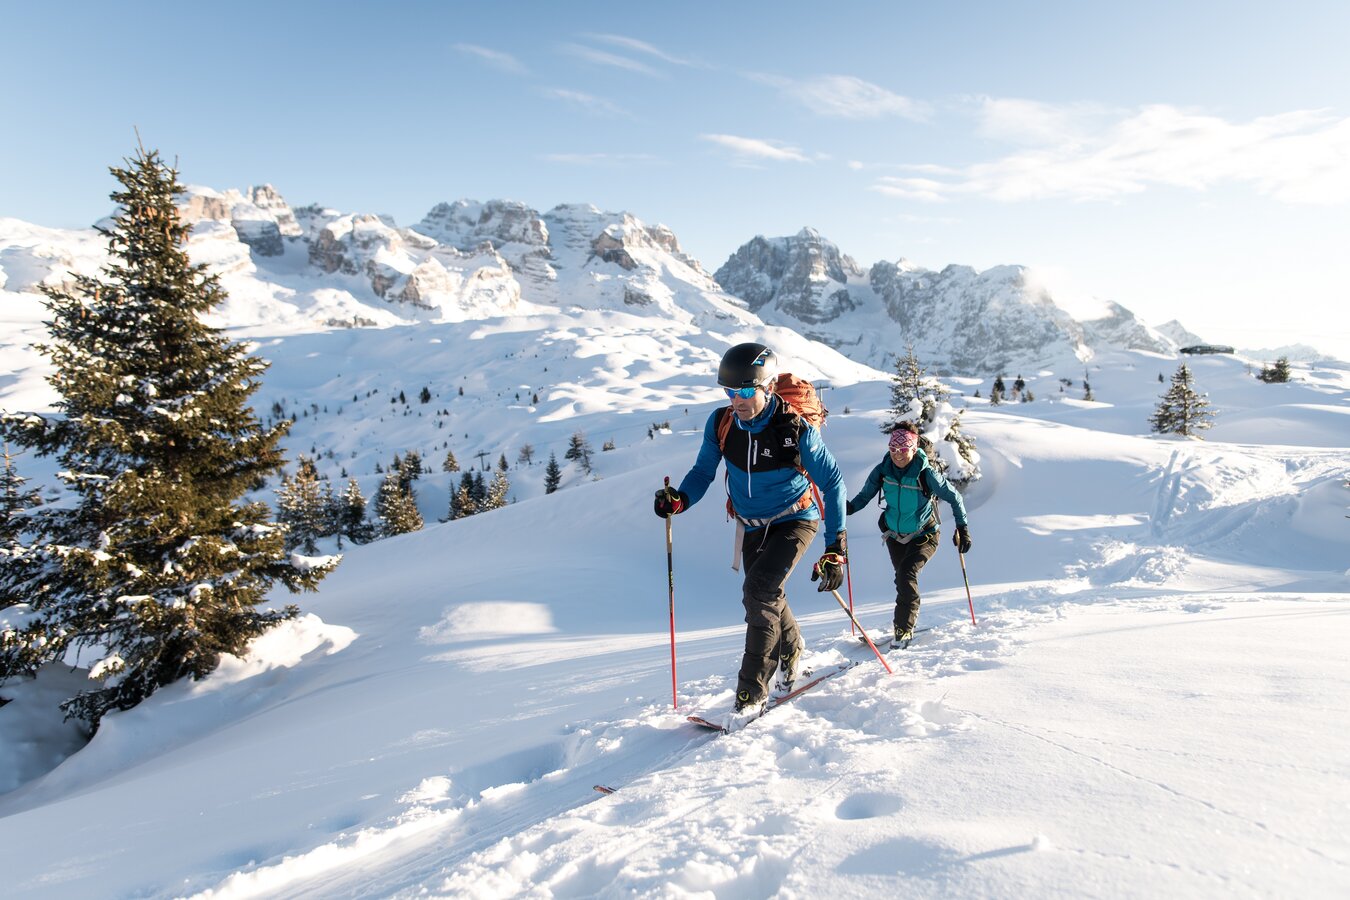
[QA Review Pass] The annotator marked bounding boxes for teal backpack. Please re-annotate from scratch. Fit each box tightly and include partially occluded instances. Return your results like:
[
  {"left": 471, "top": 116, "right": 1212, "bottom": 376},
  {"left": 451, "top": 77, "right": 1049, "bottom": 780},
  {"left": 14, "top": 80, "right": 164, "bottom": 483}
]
[{"left": 878, "top": 451, "right": 939, "bottom": 543}]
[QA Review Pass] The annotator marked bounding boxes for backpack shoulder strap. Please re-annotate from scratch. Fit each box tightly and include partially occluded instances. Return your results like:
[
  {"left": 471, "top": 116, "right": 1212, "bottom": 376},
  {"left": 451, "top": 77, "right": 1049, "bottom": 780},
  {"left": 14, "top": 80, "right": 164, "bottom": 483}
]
[
  {"left": 918, "top": 463, "right": 934, "bottom": 500},
  {"left": 715, "top": 406, "right": 734, "bottom": 454}
]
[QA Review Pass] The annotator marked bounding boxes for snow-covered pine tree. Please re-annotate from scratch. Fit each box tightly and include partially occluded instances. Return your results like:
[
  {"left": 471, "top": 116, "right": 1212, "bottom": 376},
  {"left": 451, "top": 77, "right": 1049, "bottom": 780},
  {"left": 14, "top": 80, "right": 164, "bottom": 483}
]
[
  {"left": 883, "top": 344, "right": 949, "bottom": 429},
  {"left": 275, "top": 456, "right": 328, "bottom": 553},
  {"left": 451, "top": 473, "right": 478, "bottom": 519},
  {"left": 0, "top": 447, "right": 40, "bottom": 550},
  {"left": 1258, "top": 357, "right": 1292, "bottom": 383},
  {"left": 880, "top": 346, "right": 980, "bottom": 485},
  {"left": 442, "top": 449, "right": 460, "bottom": 473},
  {"left": 337, "top": 478, "right": 371, "bottom": 544},
  {"left": 544, "top": 452, "right": 562, "bottom": 494},
  {"left": 0, "top": 446, "right": 43, "bottom": 609},
  {"left": 405, "top": 449, "right": 424, "bottom": 476},
  {"left": 484, "top": 469, "right": 510, "bottom": 511},
  {"left": 375, "top": 471, "right": 422, "bottom": 535},
  {"left": 0, "top": 147, "right": 335, "bottom": 725},
  {"left": 1151, "top": 363, "right": 1215, "bottom": 437}
]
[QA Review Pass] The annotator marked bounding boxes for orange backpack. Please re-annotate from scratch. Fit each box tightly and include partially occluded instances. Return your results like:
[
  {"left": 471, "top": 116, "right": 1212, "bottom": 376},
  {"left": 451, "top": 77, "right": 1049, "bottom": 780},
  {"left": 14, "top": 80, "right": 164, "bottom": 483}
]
[{"left": 715, "top": 372, "right": 827, "bottom": 450}]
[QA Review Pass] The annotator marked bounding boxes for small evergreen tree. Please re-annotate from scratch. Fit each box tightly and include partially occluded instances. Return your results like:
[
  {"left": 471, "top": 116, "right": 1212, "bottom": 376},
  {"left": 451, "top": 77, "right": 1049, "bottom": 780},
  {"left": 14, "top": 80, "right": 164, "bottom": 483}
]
[
  {"left": 484, "top": 469, "right": 510, "bottom": 510},
  {"left": 451, "top": 473, "right": 478, "bottom": 519},
  {"left": 1151, "top": 363, "right": 1215, "bottom": 437},
  {"left": 375, "top": 472, "right": 422, "bottom": 535},
  {"left": 1083, "top": 380, "right": 1094, "bottom": 402},
  {"left": 602, "top": 438, "right": 616, "bottom": 451},
  {"left": 419, "top": 386, "right": 432, "bottom": 403},
  {"left": 883, "top": 344, "right": 949, "bottom": 430},
  {"left": 0, "top": 147, "right": 334, "bottom": 725},
  {"left": 497, "top": 453, "right": 509, "bottom": 472},
  {"left": 1257, "top": 357, "right": 1293, "bottom": 383},
  {"left": 879, "top": 346, "right": 980, "bottom": 484},
  {"left": 564, "top": 431, "right": 593, "bottom": 474},
  {"left": 0, "top": 446, "right": 43, "bottom": 609},
  {"left": 544, "top": 452, "right": 562, "bottom": 494},
  {"left": 397, "top": 451, "right": 423, "bottom": 494},
  {"left": 517, "top": 443, "right": 535, "bottom": 467},
  {"left": 337, "top": 478, "right": 371, "bottom": 544},
  {"left": 442, "top": 449, "right": 460, "bottom": 473},
  {"left": 275, "top": 456, "right": 329, "bottom": 554}
]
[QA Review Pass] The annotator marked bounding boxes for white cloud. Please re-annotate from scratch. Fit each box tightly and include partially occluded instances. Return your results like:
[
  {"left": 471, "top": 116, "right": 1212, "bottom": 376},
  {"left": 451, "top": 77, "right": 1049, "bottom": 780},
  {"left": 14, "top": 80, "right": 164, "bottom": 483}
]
[
  {"left": 452, "top": 43, "right": 527, "bottom": 75},
  {"left": 875, "top": 103, "right": 1350, "bottom": 204},
  {"left": 757, "top": 74, "right": 928, "bottom": 120},
  {"left": 700, "top": 134, "right": 811, "bottom": 163},
  {"left": 562, "top": 43, "right": 660, "bottom": 77},
  {"left": 974, "top": 96, "right": 1109, "bottom": 146},
  {"left": 582, "top": 33, "right": 695, "bottom": 67},
  {"left": 541, "top": 88, "right": 631, "bottom": 118}
]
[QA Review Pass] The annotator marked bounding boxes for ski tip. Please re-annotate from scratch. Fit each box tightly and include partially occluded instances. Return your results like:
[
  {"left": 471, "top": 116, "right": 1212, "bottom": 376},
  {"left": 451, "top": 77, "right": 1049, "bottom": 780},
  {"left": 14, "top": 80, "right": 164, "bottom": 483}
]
[
  {"left": 593, "top": 784, "right": 618, "bottom": 795},
  {"left": 686, "top": 714, "right": 728, "bottom": 733}
]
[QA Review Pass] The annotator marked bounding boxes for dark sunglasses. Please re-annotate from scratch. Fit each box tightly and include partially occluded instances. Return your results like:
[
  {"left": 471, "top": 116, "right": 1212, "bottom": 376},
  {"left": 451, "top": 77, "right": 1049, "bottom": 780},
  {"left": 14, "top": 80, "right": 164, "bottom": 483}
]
[{"left": 724, "top": 386, "right": 758, "bottom": 399}]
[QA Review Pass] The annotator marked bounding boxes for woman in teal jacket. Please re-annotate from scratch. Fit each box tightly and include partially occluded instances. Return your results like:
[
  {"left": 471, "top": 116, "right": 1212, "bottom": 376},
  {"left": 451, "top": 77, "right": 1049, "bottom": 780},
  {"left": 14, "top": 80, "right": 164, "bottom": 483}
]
[{"left": 846, "top": 421, "right": 972, "bottom": 646}]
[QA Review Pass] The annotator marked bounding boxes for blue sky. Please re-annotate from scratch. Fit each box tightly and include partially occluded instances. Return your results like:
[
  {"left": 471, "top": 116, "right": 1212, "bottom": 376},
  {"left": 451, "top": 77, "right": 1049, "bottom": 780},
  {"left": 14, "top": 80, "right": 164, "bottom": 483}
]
[{"left": 4, "top": 1, "right": 1348, "bottom": 357}]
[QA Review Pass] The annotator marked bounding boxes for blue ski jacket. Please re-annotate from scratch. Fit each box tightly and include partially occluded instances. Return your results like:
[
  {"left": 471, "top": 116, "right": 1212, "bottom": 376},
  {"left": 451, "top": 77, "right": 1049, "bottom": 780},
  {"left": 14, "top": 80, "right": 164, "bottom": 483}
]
[{"left": 678, "top": 395, "right": 846, "bottom": 546}]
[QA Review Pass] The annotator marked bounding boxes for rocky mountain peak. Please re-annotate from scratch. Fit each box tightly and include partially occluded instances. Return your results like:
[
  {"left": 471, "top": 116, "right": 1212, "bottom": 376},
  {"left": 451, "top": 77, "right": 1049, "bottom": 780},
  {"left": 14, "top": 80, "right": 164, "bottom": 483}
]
[
  {"left": 415, "top": 199, "right": 549, "bottom": 251},
  {"left": 713, "top": 228, "right": 862, "bottom": 324}
]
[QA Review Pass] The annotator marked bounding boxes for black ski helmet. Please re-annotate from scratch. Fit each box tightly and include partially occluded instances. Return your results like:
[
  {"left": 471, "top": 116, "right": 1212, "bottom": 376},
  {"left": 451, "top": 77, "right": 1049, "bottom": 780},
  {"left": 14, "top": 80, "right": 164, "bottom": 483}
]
[{"left": 718, "top": 342, "right": 778, "bottom": 390}]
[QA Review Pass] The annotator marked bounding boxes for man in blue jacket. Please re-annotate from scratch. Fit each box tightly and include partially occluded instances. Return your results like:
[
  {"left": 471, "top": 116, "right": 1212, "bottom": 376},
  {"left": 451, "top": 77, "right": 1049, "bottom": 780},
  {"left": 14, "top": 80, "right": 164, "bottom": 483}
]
[
  {"left": 655, "top": 342, "right": 847, "bottom": 729},
  {"left": 847, "top": 421, "right": 972, "bottom": 647}
]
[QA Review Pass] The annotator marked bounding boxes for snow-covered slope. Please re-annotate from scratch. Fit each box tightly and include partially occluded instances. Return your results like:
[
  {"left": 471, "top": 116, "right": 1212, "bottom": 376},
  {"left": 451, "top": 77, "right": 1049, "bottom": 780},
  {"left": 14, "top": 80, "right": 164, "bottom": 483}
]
[{"left": 0, "top": 288, "right": 1346, "bottom": 897}]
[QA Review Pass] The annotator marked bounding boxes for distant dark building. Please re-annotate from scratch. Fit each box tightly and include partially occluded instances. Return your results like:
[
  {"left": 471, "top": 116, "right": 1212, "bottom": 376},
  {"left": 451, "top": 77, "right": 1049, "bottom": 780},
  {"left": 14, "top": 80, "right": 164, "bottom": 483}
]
[{"left": 1179, "top": 344, "right": 1235, "bottom": 355}]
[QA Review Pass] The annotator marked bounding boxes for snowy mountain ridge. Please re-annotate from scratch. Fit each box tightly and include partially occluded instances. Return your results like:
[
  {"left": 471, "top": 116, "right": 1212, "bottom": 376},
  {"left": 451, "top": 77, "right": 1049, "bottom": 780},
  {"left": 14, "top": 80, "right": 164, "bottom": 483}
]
[
  {"left": 2, "top": 184, "right": 1208, "bottom": 376},
  {"left": 713, "top": 227, "right": 1179, "bottom": 373}
]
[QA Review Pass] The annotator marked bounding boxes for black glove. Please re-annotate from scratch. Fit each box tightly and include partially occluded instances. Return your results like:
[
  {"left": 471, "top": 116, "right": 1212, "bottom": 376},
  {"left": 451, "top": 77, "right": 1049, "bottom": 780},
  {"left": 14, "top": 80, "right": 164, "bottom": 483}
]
[
  {"left": 953, "top": 525, "right": 972, "bottom": 553},
  {"left": 845, "top": 500, "right": 856, "bottom": 516},
  {"left": 653, "top": 486, "right": 688, "bottom": 518},
  {"left": 810, "top": 534, "right": 847, "bottom": 592}
]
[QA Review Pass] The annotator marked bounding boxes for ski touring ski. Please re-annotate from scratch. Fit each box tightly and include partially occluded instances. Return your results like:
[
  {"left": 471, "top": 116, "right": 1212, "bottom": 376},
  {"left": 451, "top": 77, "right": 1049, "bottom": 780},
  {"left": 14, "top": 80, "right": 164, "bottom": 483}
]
[{"left": 686, "top": 661, "right": 860, "bottom": 734}]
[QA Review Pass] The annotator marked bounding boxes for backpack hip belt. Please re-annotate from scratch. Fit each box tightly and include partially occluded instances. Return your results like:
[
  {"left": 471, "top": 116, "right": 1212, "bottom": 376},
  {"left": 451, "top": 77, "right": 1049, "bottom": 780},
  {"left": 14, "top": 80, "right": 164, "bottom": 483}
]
[
  {"left": 883, "top": 526, "right": 932, "bottom": 545},
  {"left": 729, "top": 492, "right": 814, "bottom": 572}
]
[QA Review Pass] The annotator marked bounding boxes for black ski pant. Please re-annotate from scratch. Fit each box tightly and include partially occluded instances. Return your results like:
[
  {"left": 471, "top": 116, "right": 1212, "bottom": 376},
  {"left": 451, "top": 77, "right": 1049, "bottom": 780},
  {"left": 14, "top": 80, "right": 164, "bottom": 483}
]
[
  {"left": 886, "top": 531, "right": 939, "bottom": 633},
  {"left": 736, "top": 518, "right": 816, "bottom": 702}
]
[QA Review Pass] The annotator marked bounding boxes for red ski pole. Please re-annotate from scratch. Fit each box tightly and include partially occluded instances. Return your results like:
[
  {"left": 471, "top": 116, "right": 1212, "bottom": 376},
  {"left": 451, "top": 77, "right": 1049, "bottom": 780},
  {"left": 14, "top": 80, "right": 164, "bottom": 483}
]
[
  {"left": 831, "top": 589, "right": 893, "bottom": 675},
  {"left": 844, "top": 557, "right": 856, "bottom": 636},
  {"left": 958, "top": 550, "right": 977, "bottom": 626},
  {"left": 663, "top": 477, "right": 678, "bottom": 708}
]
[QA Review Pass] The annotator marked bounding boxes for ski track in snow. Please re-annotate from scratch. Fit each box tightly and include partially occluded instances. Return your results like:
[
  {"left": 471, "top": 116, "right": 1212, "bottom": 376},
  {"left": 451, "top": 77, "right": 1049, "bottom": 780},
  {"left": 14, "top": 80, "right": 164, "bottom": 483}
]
[{"left": 196, "top": 598, "right": 1087, "bottom": 896}]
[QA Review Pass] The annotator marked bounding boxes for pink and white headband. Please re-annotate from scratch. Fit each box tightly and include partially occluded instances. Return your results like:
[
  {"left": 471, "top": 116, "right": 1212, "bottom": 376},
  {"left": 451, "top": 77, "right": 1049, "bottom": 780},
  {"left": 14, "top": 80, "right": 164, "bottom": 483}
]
[{"left": 889, "top": 429, "right": 918, "bottom": 452}]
